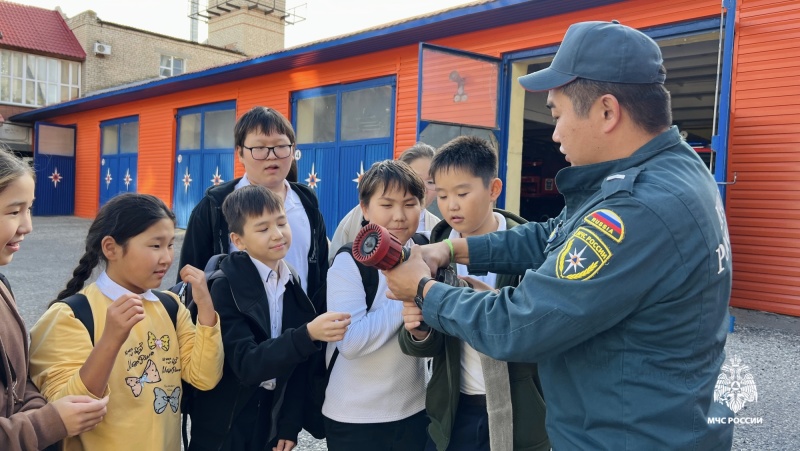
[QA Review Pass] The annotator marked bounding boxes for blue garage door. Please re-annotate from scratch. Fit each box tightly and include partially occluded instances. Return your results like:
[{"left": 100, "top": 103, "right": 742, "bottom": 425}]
[
  {"left": 292, "top": 76, "right": 396, "bottom": 238},
  {"left": 33, "top": 123, "right": 76, "bottom": 216},
  {"left": 99, "top": 116, "right": 139, "bottom": 206},
  {"left": 173, "top": 101, "right": 236, "bottom": 228}
]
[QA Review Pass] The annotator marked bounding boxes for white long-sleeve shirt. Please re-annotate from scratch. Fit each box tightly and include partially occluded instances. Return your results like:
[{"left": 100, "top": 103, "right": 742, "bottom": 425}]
[
  {"left": 249, "top": 256, "right": 292, "bottom": 390},
  {"left": 321, "top": 251, "right": 427, "bottom": 423}
]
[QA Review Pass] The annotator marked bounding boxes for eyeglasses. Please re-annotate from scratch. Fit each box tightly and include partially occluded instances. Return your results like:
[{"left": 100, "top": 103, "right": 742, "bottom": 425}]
[{"left": 242, "top": 144, "right": 293, "bottom": 160}]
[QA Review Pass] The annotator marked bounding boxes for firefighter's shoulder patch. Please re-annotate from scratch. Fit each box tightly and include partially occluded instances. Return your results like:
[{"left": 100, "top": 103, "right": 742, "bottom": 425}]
[
  {"left": 556, "top": 227, "right": 612, "bottom": 281},
  {"left": 583, "top": 209, "right": 625, "bottom": 243}
]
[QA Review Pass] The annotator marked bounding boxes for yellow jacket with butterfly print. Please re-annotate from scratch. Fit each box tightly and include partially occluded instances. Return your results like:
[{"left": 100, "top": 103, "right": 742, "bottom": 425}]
[{"left": 29, "top": 283, "right": 223, "bottom": 451}]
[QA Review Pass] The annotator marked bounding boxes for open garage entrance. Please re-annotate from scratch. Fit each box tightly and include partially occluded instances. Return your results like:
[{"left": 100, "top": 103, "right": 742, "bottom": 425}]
[{"left": 505, "top": 30, "right": 723, "bottom": 222}]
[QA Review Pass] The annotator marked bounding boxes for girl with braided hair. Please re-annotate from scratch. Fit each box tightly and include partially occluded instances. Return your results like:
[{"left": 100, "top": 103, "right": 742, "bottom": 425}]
[{"left": 29, "top": 193, "right": 223, "bottom": 451}]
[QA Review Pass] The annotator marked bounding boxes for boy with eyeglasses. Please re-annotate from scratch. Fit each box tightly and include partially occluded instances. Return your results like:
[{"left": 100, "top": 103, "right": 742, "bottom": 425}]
[{"left": 180, "top": 106, "right": 329, "bottom": 306}]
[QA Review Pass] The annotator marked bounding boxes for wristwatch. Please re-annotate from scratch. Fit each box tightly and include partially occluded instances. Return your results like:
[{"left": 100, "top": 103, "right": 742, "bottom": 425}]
[{"left": 415, "top": 277, "right": 434, "bottom": 309}]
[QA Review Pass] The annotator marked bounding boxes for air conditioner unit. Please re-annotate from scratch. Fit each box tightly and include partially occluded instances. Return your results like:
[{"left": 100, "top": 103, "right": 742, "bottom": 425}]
[{"left": 94, "top": 42, "right": 111, "bottom": 55}]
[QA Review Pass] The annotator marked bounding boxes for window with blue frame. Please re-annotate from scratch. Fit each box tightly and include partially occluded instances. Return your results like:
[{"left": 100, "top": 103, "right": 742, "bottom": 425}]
[
  {"left": 99, "top": 116, "right": 139, "bottom": 206},
  {"left": 416, "top": 43, "right": 503, "bottom": 207},
  {"left": 173, "top": 101, "right": 236, "bottom": 228},
  {"left": 293, "top": 76, "right": 396, "bottom": 237}
]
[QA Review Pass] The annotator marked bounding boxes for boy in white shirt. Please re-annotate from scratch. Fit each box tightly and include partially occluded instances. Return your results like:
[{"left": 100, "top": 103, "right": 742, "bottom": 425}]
[{"left": 323, "top": 160, "right": 430, "bottom": 451}]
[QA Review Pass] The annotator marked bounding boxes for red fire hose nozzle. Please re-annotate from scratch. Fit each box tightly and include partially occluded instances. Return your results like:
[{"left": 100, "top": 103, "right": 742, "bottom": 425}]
[{"left": 351, "top": 223, "right": 410, "bottom": 270}]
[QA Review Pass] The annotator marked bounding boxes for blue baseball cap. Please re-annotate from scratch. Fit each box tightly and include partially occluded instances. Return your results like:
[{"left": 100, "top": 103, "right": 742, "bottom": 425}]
[{"left": 519, "top": 20, "right": 665, "bottom": 92}]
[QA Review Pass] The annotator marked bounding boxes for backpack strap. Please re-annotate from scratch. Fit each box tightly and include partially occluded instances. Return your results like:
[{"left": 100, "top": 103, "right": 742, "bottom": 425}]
[
  {"left": 201, "top": 254, "right": 229, "bottom": 303},
  {"left": 57, "top": 294, "right": 95, "bottom": 345},
  {"left": 58, "top": 291, "right": 179, "bottom": 346},
  {"left": 336, "top": 244, "right": 379, "bottom": 310},
  {"left": 497, "top": 209, "right": 528, "bottom": 226},
  {"left": 328, "top": 244, "right": 381, "bottom": 375},
  {"left": 361, "top": 262, "right": 379, "bottom": 312},
  {"left": 153, "top": 291, "right": 179, "bottom": 330},
  {"left": 410, "top": 233, "right": 429, "bottom": 246},
  {"left": 204, "top": 253, "right": 228, "bottom": 273},
  {"left": 285, "top": 262, "right": 302, "bottom": 288}
]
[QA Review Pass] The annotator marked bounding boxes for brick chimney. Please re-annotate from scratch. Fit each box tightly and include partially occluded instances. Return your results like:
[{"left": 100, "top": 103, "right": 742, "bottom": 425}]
[{"left": 206, "top": 0, "right": 286, "bottom": 57}]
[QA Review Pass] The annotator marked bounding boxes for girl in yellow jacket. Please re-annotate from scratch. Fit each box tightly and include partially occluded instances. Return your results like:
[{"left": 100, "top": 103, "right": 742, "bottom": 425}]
[{"left": 29, "top": 193, "right": 224, "bottom": 451}]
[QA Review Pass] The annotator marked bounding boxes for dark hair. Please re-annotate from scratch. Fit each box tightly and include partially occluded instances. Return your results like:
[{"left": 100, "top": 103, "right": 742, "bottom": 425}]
[
  {"left": 55, "top": 194, "right": 176, "bottom": 302},
  {"left": 398, "top": 142, "right": 435, "bottom": 166},
  {"left": 358, "top": 159, "right": 425, "bottom": 206},
  {"left": 222, "top": 185, "right": 284, "bottom": 236},
  {"left": 430, "top": 135, "right": 497, "bottom": 187},
  {"left": 0, "top": 145, "right": 34, "bottom": 193},
  {"left": 287, "top": 158, "right": 298, "bottom": 183},
  {"left": 234, "top": 106, "right": 296, "bottom": 155},
  {"left": 558, "top": 68, "right": 672, "bottom": 134}
]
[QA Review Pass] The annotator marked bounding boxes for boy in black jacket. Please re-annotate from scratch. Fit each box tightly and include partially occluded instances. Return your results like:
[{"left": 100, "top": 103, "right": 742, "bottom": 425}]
[
  {"left": 179, "top": 106, "right": 329, "bottom": 303},
  {"left": 188, "top": 185, "right": 350, "bottom": 451}
]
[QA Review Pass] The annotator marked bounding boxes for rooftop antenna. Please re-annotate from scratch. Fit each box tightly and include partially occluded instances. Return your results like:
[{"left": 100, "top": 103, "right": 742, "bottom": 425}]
[
  {"left": 189, "top": 0, "right": 199, "bottom": 42},
  {"left": 188, "top": 0, "right": 306, "bottom": 25}
]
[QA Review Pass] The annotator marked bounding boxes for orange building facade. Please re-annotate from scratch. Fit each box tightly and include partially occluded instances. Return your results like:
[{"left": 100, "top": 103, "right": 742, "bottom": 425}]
[{"left": 10, "top": 0, "right": 800, "bottom": 316}]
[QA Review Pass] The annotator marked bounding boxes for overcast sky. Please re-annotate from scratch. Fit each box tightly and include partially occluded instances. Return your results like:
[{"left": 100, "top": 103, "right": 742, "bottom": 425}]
[{"left": 16, "top": 0, "right": 474, "bottom": 48}]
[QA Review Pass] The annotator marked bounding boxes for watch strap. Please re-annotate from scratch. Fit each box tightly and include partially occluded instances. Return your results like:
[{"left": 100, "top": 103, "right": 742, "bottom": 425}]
[{"left": 417, "top": 276, "right": 434, "bottom": 300}]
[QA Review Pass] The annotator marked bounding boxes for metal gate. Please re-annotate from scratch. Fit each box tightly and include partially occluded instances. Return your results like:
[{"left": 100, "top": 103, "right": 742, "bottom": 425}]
[
  {"left": 99, "top": 116, "right": 138, "bottom": 206},
  {"left": 173, "top": 101, "right": 236, "bottom": 228},
  {"left": 33, "top": 123, "right": 76, "bottom": 216},
  {"left": 292, "top": 76, "right": 396, "bottom": 237}
]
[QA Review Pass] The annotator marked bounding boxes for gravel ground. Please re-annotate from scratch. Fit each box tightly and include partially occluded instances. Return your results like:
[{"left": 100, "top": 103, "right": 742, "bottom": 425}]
[{"left": 5, "top": 216, "right": 797, "bottom": 451}]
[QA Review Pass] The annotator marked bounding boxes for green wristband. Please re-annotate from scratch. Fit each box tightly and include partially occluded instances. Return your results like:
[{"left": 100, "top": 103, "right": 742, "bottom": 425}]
[{"left": 443, "top": 238, "right": 455, "bottom": 263}]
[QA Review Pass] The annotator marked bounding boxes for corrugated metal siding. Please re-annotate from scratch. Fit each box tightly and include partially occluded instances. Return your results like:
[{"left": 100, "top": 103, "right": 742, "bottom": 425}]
[
  {"left": 98, "top": 154, "right": 138, "bottom": 207},
  {"left": 45, "top": 0, "right": 723, "bottom": 214},
  {"left": 726, "top": 0, "right": 800, "bottom": 316},
  {"left": 396, "top": 48, "right": 422, "bottom": 153},
  {"left": 33, "top": 154, "right": 75, "bottom": 216},
  {"left": 49, "top": 84, "right": 244, "bottom": 217}
]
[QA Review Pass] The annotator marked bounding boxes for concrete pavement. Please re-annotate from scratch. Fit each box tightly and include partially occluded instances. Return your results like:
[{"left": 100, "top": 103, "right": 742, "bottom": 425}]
[{"left": 5, "top": 216, "right": 797, "bottom": 451}]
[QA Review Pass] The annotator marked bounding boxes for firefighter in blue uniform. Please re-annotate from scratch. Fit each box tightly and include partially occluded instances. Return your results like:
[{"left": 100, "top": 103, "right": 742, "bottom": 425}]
[{"left": 385, "top": 21, "right": 734, "bottom": 450}]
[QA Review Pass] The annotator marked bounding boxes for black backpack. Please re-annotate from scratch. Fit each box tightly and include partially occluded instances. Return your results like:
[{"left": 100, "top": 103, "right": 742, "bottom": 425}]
[
  {"left": 169, "top": 253, "right": 227, "bottom": 321},
  {"left": 166, "top": 253, "right": 228, "bottom": 450},
  {"left": 326, "top": 233, "right": 429, "bottom": 373},
  {"left": 56, "top": 291, "right": 179, "bottom": 346},
  {"left": 304, "top": 233, "right": 428, "bottom": 439}
]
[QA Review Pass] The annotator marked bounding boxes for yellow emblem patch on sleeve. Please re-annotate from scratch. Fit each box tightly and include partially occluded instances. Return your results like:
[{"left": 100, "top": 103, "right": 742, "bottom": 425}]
[
  {"left": 556, "top": 227, "right": 612, "bottom": 280},
  {"left": 583, "top": 209, "right": 625, "bottom": 243}
]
